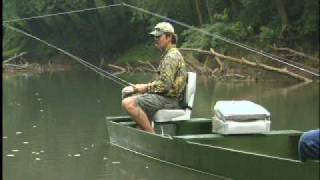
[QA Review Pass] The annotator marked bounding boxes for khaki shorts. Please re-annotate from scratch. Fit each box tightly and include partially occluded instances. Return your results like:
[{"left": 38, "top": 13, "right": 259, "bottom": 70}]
[{"left": 136, "top": 93, "right": 181, "bottom": 118}]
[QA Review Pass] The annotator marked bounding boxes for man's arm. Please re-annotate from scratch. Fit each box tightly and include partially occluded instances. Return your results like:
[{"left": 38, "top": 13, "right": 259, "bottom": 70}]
[{"left": 146, "top": 55, "right": 179, "bottom": 94}]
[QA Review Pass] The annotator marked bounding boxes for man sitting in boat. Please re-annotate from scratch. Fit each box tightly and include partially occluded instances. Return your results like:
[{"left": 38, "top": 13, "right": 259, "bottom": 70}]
[{"left": 122, "top": 22, "right": 187, "bottom": 133}]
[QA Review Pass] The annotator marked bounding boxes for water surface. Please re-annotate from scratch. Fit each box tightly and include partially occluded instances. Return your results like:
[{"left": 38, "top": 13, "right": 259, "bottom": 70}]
[{"left": 3, "top": 71, "right": 319, "bottom": 180}]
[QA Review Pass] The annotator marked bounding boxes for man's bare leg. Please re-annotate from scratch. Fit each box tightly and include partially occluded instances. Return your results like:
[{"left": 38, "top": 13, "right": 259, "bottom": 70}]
[{"left": 122, "top": 96, "right": 155, "bottom": 133}]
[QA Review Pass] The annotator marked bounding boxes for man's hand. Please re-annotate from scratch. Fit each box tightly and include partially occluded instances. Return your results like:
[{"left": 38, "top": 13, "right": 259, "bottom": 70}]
[
  {"left": 134, "top": 84, "right": 148, "bottom": 94},
  {"left": 121, "top": 86, "right": 135, "bottom": 99}
]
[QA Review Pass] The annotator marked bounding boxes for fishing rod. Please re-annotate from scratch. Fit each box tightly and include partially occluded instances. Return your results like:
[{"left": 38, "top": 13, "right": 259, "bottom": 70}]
[
  {"left": 122, "top": 3, "right": 319, "bottom": 77},
  {"left": 3, "top": 24, "right": 132, "bottom": 87}
]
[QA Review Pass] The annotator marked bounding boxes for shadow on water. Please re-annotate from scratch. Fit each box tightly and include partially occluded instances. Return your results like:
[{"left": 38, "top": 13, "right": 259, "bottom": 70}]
[{"left": 3, "top": 71, "right": 319, "bottom": 180}]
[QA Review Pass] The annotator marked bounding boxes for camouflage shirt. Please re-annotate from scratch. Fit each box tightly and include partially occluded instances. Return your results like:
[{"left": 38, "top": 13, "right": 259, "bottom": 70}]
[{"left": 146, "top": 45, "right": 187, "bottom": 100}]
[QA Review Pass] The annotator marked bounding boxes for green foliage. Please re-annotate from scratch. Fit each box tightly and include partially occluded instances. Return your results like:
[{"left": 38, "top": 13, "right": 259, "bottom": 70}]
[
  {"left": 3, "top": 48, "right": 22, "bottom": 58},
  {"left": 117, "top": 42, "right": 160, "bottom": 65},
  {"left": 259, "top": 26, "right": 279, "bottom": 42},
  {"left": 292, "top": 0, "right": 319, "bottom": 38},
  {"left": 2, "top": 0, "right": 319, "bottom": 64},
  {"left": 181, "top": 21, "right": 254, "bottom": 53}
]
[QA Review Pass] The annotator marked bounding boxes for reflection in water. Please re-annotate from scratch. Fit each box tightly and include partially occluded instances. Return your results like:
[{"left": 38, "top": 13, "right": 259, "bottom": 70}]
[
  {"left": 3, "top": 71, "right": 319, "bottom": 180},
  {"left": 107, "top": 145, "right": 225, "bottom": 180}
]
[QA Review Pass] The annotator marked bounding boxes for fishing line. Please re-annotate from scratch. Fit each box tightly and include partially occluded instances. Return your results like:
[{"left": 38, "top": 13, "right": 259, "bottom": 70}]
[
  {"left": 3, "top": 4, "right": 122, "bottom": 23},
  {"left": 123, "top": 3, "right": 319, "bottom": 77},
  {"left": 4, "top": 24, "right": 132, "bottom": 87},
  {"left": 3, "top": 2, "right": 319, "bottom": 77}
]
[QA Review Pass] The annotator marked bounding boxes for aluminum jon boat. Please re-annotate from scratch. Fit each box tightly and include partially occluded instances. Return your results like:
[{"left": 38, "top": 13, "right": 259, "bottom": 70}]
[{"left": 106, "top": 116, "right": 319, "bottom": 180}]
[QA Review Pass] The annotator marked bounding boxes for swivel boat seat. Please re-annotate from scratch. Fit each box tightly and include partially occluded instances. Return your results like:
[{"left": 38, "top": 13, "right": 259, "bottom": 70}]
[{"left": 152, "top": 72, "right": 197, "bottom": 134}]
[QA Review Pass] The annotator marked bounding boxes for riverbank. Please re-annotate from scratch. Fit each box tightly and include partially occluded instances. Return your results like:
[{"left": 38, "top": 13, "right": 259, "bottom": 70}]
[
  {"left": 3, "top": 63, "right": 72, "bottom": 77},
  {"left": 3, "top": 42, "right": 318, "bottom": 83},
  {"left": 1, "top": 61, "right": 309, "bottom": 83}
]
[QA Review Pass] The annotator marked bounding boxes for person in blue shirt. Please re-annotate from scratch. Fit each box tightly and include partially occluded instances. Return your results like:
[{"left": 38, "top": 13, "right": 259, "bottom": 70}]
[{"left": 298, "top": 129, "right": 320, "bottom": 162}]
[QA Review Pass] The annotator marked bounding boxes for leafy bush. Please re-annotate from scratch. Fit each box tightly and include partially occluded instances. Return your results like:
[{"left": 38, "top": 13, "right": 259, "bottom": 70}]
[
  {"left": 181, "top": 21, "right": 254, "bottom": 53},
  {"left": 259, "top": 26, "right": 279, "bottom": 42},
  {"left": 117, "top": 42, "right": 160, "bottom": 65}
]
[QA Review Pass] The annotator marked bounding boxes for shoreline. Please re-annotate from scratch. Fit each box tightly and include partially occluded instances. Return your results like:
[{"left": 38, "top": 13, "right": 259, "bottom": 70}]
[
  {"left": 3, "top": 63, "right": 72, "bottom": 76},
  {"left": 3, "top": 64, "right": 300, "bottom": 83}
]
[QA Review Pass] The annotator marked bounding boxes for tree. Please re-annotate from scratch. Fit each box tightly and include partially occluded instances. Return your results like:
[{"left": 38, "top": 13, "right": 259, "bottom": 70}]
[{"left": 275, "top": 0, "right": 290, "bottom": 38}]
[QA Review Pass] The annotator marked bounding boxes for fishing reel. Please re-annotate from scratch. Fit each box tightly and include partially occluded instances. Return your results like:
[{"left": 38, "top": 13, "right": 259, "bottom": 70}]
[{"left": 121, "top": 86, "right": 136, "bottom": 99}]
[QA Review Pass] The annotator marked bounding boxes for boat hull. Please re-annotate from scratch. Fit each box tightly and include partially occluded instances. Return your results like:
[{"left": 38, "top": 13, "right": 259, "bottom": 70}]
[{"left": 106, "top": 116, "right": 319, "bottom": 180}]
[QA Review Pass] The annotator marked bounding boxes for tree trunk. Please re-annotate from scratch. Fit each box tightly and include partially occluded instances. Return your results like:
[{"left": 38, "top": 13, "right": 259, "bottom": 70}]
[
  {"left": 275, "top": 0, "right": 290, "bottom": 38},
  {"left": 205, "top": 0, "right": 213, "bottom": 24},
  {"left": 230, "top": 0, "right": 242, "bottom": 17},
  {"left": 195, "top": 0, "right": 203, "bottom": 27}
]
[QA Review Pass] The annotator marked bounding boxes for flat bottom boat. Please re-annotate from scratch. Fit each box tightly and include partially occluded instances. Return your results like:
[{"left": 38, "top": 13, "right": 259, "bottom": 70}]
[{"left": 106, "top": 116, "right": 319, "bottom": 180}]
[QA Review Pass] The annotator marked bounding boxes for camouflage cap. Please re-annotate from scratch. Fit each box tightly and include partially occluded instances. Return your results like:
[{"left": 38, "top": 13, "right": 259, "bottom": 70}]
[{"left": 149, "top": 22, "right": 174, "bottom": 36}]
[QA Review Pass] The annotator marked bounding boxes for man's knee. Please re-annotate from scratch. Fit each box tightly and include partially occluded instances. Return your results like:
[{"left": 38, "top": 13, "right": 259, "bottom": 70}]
[{"left": 122, "top": 97, "right": 137, "bottom": 112}]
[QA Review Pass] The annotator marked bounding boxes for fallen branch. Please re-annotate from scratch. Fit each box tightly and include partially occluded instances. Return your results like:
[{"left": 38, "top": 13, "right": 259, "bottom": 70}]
[
  {"left": 137, "top": 60, "right": 157, "bottom": 72},
  {"left": 209, "top": 48, "right": 312, "bottom": 82},
  {"left": 215, "top": 56, "right": 224, "bottom": 73},
  {"left": 3, "top": 63, "right": 28, "bottom": 69},
  {"left": 224, "top": 73, "right": 246, "bottom": 79},
  {"left": 185, "top": 61, "right": 197, "bottom": 72},
  {"left": 180, "top": 48, "right": 224, "bottom": 74},
  {"left": 125, "top": 64, "right": 134, "bottom": 72},
  {"left": 180, "top": 47, "right": 313, "bottom": 81},
  {"left": 3, "top": 52, "right": 27, "bottom": 64},
  {"left": 272, "top": 44, "right": 319, "bottom": 62},
  {"left": 185, "top": 58, "right": 211, "bottom": 74},
  {"left": 140, "top": 66, "right": 154, "bottom": 72},
  {"left": 179, "top": 48, "right": 212, "bottom": 55},
  {"left": 108, "top": 64, "right": 126, "bottom": 75}
]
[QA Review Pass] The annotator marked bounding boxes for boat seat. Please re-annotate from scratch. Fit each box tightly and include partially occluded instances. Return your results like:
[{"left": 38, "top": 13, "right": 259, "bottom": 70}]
[{"left": 153, "top": 72, "right": 197, "bottom": 122}]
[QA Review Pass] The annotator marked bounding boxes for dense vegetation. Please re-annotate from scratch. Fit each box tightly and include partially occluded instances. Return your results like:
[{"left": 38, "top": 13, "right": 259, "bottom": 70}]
[{"left": 3, "top": 0, "right": 319, "bottom": 66}]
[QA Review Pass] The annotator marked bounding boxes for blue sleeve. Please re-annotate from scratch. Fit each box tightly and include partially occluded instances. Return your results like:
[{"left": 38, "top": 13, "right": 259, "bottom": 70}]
[{"left": 298, "top": 129, "right": 320, "bottom": 161}]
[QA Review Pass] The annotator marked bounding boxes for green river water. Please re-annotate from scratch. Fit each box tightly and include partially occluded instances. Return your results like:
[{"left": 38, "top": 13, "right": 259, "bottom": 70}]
[{"left": 3, "top": 71, "right": 319, "bottom": 180}]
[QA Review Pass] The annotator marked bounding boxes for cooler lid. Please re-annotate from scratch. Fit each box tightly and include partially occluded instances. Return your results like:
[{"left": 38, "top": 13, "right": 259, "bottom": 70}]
[{"left": 213, "top": 100, "right": 271, "bottom": 121}]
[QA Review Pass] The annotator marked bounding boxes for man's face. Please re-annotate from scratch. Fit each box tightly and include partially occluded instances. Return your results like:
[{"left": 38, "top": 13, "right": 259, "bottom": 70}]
[{"left": 154, "top": 33, "right": 171, "bottom": 50}]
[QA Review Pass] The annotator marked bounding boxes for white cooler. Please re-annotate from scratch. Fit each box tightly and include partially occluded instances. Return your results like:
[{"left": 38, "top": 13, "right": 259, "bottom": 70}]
[{"left": 212, "top": 100, "right": 271, "bottom": 134}]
